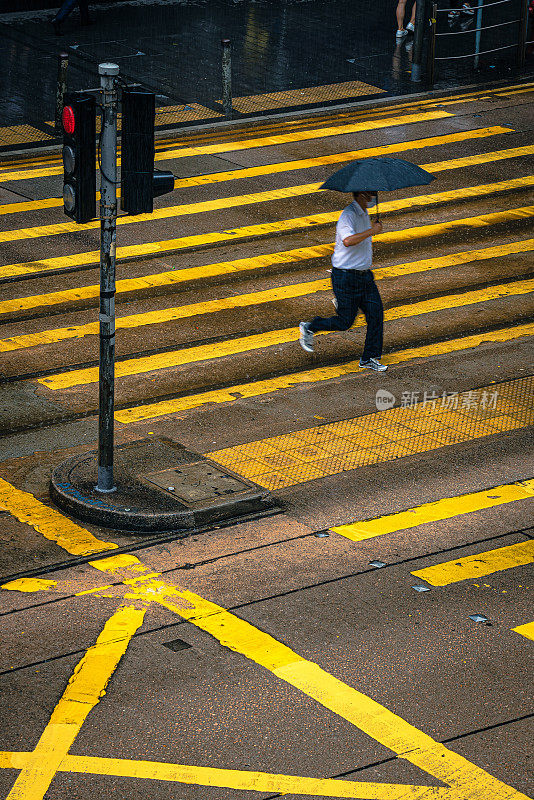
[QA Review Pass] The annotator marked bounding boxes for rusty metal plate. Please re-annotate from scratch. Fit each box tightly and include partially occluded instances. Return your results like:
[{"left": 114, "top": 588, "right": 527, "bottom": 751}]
[{"left": 143, "top": 462, "right": 251, "bottom": 506}]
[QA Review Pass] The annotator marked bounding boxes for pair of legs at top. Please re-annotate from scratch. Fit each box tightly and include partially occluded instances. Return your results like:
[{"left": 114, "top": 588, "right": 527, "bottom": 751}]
[{"left": 396, "top": 0, "right": 416, "bottom": 39}]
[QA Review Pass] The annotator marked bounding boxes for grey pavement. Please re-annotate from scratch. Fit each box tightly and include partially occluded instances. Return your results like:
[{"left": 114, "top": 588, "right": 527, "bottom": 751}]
[
  {"left": 0, "top": 78, "right": 532, "bottom": 800},
  {"left": 1, "top": 0, "right": 533, "bottom": 136}
]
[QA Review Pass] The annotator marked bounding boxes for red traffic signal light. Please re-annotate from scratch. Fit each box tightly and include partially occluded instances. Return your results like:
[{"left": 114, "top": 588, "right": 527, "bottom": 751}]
[
  {"left": 62, "top": 105, "right": 76, "bottom": 135},
  {"left": 61, "top": 92, "right": 96, "bottom": 224}
]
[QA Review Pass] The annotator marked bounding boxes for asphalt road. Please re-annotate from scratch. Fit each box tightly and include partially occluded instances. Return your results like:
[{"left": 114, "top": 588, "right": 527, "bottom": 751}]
[{"left": 0, "top": 81, "right": 532, "bottom": 800}]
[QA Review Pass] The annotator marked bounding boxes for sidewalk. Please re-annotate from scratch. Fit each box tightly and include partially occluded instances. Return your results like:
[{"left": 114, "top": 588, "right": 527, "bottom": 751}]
[{"left": 1, "top": 0, "right": 532, "bottom": 151}]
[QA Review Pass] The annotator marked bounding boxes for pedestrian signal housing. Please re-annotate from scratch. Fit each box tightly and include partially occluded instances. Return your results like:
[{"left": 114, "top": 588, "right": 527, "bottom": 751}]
[
  {"left": 62, "top": 92, "right": 96, "bottom": 224},
  {"left": 120, "top": 87, "right": 174, "bottom": 214}
]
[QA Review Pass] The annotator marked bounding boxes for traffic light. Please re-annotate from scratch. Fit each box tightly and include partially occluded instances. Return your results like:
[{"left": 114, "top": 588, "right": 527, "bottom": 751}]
[
  {"left": 120, "top": 86, "right": 174, "bottom": 215},
  {"left": 61, "top": 92, "right": 96, "bottom": 223}
]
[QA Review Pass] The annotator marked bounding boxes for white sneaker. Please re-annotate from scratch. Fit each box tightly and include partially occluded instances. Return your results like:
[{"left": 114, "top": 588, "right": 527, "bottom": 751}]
[
  {"left": 299, "top": 322, "right": 314, "bottom": 353},
  {"left": 461, "top": 3, "right": 474, "bottom": 14},
  {"left": 406, "top": 21, "right": 415, "bottom": 32},
  {"left": 359, "top": 357, "right": 388, "bottom": 372},
  {"left": 396, "top": 28, "right": 408, "bottom": 39}
]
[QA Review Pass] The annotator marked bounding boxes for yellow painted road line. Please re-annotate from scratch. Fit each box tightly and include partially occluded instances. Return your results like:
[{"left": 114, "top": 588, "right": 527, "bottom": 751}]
[
  {"left": 0, "top": 110, "right": 453, "bottom": 182},
  {"left": 1, "top": 173, "right": 532, "bottom": 246},
  {"left": 494, "top": 87, "right": 534, "bottom": 97},
  {"left": 332, "top": 480, "right": 534, "bottom": 542},
  {"left": 2, "top": 201, "right": 533, "bottom": 282},
  {"left": 37, "top": 278, "right": 534, "bottom": 388},
  {"left": 2, "top": 578, "right": 57, "bottom": 592},
  {"left": 1, "top": 78, "right": 529, "bottom": 172},
  {"left": 0, "top": 197, "right": 62, "bottom": 216},
  {"left": 512, "top": 622, "right": 534, "bottom": 641},
  {"left": 0, "top": 495, "right": 527, "bottom": 800},
  {"left": 0, "top": 182, "right": 322, "bottom": 243},
  {"left": 171, "top": 129, "right": 522, "bottom": 187},
  {"left": 151, "top": 112, "right": 456, "bottom": 160},
  {"left": 0, "top": 753, "right": 458, "bottom": 800},
  {"left": 117, "top": 576, "right": 528, "bottom": 799},
  {"left": 9, "top": 273, "right": 533, "bottom": 354},
  {"left": 0, "top": 126, "right": 513, "bottom": 212},
  {"left": 115, "top": 322, "right": 534, "bottom": 424},
  {"left": 0, "top": 477, "right": 117, "bottom": 556},
  {"left": 4, "top": 604, "right": 145, "bottom": 800},
  {"left": 421, "top": 144, "right": 534, "bottom": 173},
  {"left": 411, "top": 539, "right": 534, "bottom": 586},
  {"left": 1, "top": 78, "right": 530, "bottom": 176},
  {"left": 0, "top": 279, "right": 332, "bottom": 351},
  {"left": 2, "top": 236, "right": 533, "bottom": 319}
]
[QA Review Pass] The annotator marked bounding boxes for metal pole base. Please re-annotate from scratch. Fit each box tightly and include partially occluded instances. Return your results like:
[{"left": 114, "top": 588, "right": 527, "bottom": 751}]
[{"left": 95, "top": 466, "right": 117, "bottom": 493}]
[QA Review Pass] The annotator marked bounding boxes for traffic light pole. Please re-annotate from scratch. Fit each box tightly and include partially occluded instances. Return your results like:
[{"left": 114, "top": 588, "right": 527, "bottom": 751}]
[{"left": 96, "top": 62, "right": 119, "bottom": 493}]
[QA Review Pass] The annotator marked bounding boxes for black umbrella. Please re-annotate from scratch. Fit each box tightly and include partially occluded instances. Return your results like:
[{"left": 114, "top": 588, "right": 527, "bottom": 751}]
[{"left": 321, "top": 156, "right": 435, "bottom": 220}]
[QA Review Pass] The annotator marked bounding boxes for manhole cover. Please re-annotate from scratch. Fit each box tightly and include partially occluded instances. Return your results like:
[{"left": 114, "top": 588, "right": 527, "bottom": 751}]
[{"left": 143, "top": 462, "right": 251, "bottom": 506}]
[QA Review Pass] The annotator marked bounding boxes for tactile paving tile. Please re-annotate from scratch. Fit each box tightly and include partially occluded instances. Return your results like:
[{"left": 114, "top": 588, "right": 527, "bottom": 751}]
[
  {"left": 229, "top": 81, "right": 385, "bottom": 113},
  {"left": 207, "top": 377, "right": 533, "bottom": 489},
  {"left": 0, "top": 124, "right": 54, "bottom": 146}
]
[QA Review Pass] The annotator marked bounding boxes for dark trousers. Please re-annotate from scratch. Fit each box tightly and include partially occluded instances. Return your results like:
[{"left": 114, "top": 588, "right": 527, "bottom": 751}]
[
  {"left": 308, "top": 267, "right": 384, "bottom": 361},
  {"left": 55, "top": 0, "right": 90, "bottom": 23}
]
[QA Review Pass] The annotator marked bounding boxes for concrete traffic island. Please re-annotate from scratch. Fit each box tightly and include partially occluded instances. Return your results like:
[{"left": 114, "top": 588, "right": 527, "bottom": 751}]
[{"left": 50, "top": 437, "right": 278, "bottom": 532}]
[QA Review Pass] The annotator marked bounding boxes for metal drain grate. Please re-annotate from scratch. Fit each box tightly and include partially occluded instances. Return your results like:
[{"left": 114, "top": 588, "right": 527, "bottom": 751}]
[{"left": 162, "top": 639, "right": 192, "bottom": 652}]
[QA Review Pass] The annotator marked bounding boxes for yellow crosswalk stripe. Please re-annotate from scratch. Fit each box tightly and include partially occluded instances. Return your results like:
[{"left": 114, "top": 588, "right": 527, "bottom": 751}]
[
  {"left": 0, "top": 183, "right": 319, "bottom": 243},
  {"left": 1, "top": 200, "right": 533, "bottom": 282},
  {"left": 421, "top": 144, "right": 534, "bottom": 173},
  {"left": 0, "top": 126, "right": 514, "bottom": 214},
  {"left": 411, "top": 539, "right": 534, "bottom": 586},
  {"left": 3, "top": 280, "right": 329, "bottom": 351},
  {"left": 38, "top": 279, "right": 534, "bottom": 389},
  {"left": 494, "top": 86, "right": 534, "bottom": 97},
  {"left": 1, "top": 78, "right": 529, "bottom": 173},
  {"left": 5, "top": 273, "right": 534, "bottom": 354},
  {"left": 2, "top": 237, "right": 532, "bottom": 318},
  {"left": 153, "top": 112, "right": 446, "bottom": 160},
  {"left": 169, "top": 131, "right": 526, "bottom": 186},
  {"left": 0, "top": 110, "right": 453, "bottom": 183},
  {"left": 115, "top": 322, "right": 534, "bottom": 423},
  {"left": 331, "top": 480, "right": 534, "bottom": 541},
  {"left": 0, "top": 197, "right": 62, "bottom": 216},
  {"left": 1, "top": 173, "right": 532, "bottom": 245}
]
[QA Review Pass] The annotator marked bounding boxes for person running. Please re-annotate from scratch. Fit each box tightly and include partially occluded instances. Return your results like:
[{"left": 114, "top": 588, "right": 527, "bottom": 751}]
[
  {"left": 299, "top": 192, "right": 387, "bottom": 372},
  {"left": 396, "top": 0, "right": 416, "bottom": 39}
]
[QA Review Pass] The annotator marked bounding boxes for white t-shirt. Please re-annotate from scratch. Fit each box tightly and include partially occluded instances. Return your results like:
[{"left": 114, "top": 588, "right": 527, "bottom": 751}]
[{"left": 331, "top": 200, "right": 373, "bottom": 270}]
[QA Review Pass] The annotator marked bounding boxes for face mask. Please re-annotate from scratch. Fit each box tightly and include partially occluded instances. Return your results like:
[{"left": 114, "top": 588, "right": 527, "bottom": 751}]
[{"left": 366, "top": 196, "right": 377, "bottom": 208}]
